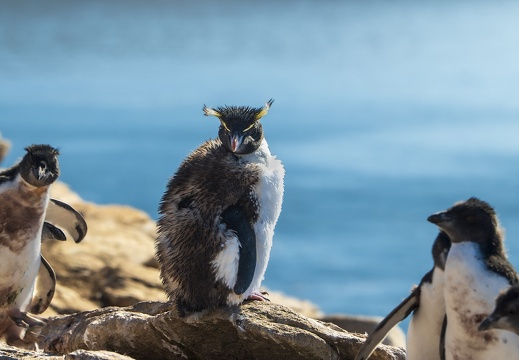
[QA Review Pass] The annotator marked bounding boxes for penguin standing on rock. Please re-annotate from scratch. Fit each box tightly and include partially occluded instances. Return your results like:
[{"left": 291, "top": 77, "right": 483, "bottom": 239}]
[
  {"left": 156, "top": 99, "right": 285, "bottom": 316},
  {"left": 428, "top": 197, "right": 519, "bottom": 360},
  {"left": 0, "top": 145, "right": 60, "bottom": 346},
  {"left": 355, "top": 231, "right": 451, "bottom": 360}
]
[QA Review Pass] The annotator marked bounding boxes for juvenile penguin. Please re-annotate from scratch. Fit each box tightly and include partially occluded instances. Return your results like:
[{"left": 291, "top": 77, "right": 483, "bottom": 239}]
[
  {"left": 428, "top": 197, "right": 519, "bottom": 360},
  {"left": 156, "top": 99, "right": 284, "bottom": 315},
  {"left": 0, "top": 144, "right": 60, "bottom": 346},
  {"left": 479, "top": 285, "right": 519, "bottom": 335},
  {"left": 355, "top": 231, "right": 451, "bottom": 360}
]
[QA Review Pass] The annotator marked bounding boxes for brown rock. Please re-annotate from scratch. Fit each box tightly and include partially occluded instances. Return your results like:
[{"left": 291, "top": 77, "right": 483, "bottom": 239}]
[
  {"left": 320, "top": 314, "right": 406, "bottom": 348},
  {"left": 37, "top": 301, "right": 404, "bottom": 360}
]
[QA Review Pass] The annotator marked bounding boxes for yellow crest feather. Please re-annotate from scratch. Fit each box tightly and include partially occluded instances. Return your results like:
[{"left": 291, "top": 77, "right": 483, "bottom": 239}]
[
  {"left": 254, "top": 99, "right": 274, "bottom": 121},
  {"left": 203, "top": 105, "right": 221, "bottom": 118}
]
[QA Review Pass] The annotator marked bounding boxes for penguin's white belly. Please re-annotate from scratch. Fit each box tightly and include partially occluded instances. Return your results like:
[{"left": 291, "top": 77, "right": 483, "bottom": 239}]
[
  {"left": 221, "top": 140, "right": 284, "bottom": 305},
  {"left": 444, "top": 242, "right": 519, "bottom": 360},
  {"left": 247, "top": 155, "right": 284, "bottom": 294},
  {"left": 0, "top": 234, "right": 41, "bottom": 310},
  {"left": 407, "top": 268, "right": 445, "bottom": 360}
]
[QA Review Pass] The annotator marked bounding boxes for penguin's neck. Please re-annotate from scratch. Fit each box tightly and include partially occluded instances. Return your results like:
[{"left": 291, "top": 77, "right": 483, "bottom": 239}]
[{"left": 237, "top": 139, "right": 271, "bottom": 165}]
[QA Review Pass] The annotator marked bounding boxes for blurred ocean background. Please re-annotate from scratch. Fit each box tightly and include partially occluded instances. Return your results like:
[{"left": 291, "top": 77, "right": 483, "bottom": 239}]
[{"left": 1, "top": 0, "right": 518, "bottom": 330}]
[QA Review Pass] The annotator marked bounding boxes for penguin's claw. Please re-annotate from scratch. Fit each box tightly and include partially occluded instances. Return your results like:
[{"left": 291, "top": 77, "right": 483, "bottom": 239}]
[{"left": 247, "top": 292, "right": 270, "bottom": 302}]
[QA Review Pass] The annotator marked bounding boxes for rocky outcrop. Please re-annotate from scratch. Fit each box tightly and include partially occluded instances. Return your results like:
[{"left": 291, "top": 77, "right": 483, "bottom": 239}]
[
  {"left": 0, "top": 182, "right": 406, "bottom": 359},
  {"left": 37, "top": 300, "right": 404, "bottom": 360}
]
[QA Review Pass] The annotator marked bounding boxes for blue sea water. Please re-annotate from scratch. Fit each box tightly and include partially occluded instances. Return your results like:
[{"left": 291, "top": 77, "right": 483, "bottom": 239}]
[{"left": 1, "top": 0, "right": 519, "bottom": 329}]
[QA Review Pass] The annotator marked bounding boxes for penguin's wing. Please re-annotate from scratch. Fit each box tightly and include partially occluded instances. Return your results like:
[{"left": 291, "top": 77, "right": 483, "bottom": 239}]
[
  {"left": 439, "top": 315, "right": 447, "bottom": 360},
  {"left": 41, "top": 222, "right": 67, "bottom": 242},
  {"left": 30, "top": 255, "right": 56, "bottom": 314},
  {"left": 221, "top": 204, "right": 256, "bottom": 295},
  {"left": 45, "top": 198, "right": 87, "bottom": 243},
  {"left": 355, "top": 287, "right": 420, "bottom": 360}
]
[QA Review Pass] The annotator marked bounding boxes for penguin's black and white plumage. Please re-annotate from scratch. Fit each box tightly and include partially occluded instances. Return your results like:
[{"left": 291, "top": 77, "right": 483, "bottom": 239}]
[
  {"left": 156, "top": 100, "right": 284, "bottom": 315},
  {"left": 428, "top": 197, "right": 519, "bottom": 360},
  {"left": 0, "top": 144, "right": 60, "bottom": 346},
  {"left": 479, "top": 285, "right": 519, "bottom": 335},
  {"left": 355, "top": 231, "right": 451, "bottom": 360}
]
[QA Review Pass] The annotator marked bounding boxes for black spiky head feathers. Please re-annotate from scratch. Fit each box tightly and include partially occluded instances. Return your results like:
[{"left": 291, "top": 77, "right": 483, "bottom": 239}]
[
  {"left": 20, "top": 144, "right": 60, "bottom": 187},
  {"left": 203, "top": 99, "right": 274, "bottom": 155}
]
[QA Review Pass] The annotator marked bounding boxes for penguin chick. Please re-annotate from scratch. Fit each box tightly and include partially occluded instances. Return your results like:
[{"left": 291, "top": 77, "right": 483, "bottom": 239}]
[
  {"left": 0, "top": 144, "right": 60, "bottom": 347},
  {"left": 479, "top": 285, "right": 519, "bottom": 335},
  {"left": 355, "top": 231, "right": 451, "bottom": 360},
  {"left": 428, "top": 197, "right": 519, "bottom": 360},
  {"left": 156, "top": 100, "right": 284, "bottom": 316}
]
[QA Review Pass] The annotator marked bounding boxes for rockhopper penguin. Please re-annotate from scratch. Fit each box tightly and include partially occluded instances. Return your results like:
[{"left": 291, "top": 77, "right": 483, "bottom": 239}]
[
  {"left": 355, "top": 231, "right": 451, "bottom": 360},
  {"left": 428, "top": 197, "right": 519, "bottom": 360},
  {"left": 0, "top": 145, "right": 60, "bottom": 346},
  {"left": 156, "top": 100, "right": 284, "bottom": 315}
]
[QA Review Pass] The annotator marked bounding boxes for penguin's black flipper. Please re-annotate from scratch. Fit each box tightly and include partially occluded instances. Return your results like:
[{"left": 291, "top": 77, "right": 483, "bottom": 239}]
[
  {"left": 45, "top": 198, "right": 88, "bottom": 243},
  {"left": 355, "top": 287, "right": 420, "bottom": 360},
  {"left": 221, "top": 205, "right": 256, "bottom": 295},
  {"left": 439, "top": 315, "right": 447, "bottom": 360},
  {"left": 30, "top": 256, "right": 56, "bottom": 315},
  {"left": 41, "top": 222, "right": 67, "bottom": 242}
]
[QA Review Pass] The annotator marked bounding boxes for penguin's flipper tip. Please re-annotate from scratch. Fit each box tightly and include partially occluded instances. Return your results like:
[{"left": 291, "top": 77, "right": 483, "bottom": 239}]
[
  {"left": 46, "top": 198, "right": 88, "bottom": 243},
  {"left": 41, "top": 222, "right": 67, "bottom": 242},
  {"left": 30, "top": 255, "right": 56, "bottom": 315},
  {"left": 354, "top": 289, "right": 419, "bottom": 360}
]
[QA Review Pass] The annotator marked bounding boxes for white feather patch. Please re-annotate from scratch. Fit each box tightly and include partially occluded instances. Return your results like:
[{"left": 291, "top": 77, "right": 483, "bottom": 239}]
[
  {"left": 238, "top": 139, "right": 285, "bottom": 299},
  {"left": 211, "top": 234, "right": 240, "bottom": 289}
]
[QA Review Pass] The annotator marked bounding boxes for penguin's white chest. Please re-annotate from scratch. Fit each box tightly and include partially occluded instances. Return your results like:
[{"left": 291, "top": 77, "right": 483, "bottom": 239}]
[
  {"left": 406, "top": 268, "right": 445, "bottom": 360},
  {"left": 217, "top": 140, "right": 285, "bottom": 304},
  {"left": 444, "top": 242, "right": 519, "bottom": 360},
  {"left": 248, "top": 145, "right": 284, "bottom": 292}
]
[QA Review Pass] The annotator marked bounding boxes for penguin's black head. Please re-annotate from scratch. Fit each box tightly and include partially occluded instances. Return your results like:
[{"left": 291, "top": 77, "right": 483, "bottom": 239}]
[
  {"left": 431, "top": 231, "right": 451, "bottom": 271},
  {"left": 203, "top": 99, "right": 273, "bottom": 155},
  {"left": 479, "top": 286, "right": 519, "bottom": 334},
  {"left": 427, "top": 197, "right": 502, "bottom": 246},
  {"left": 20, "top": 144, "right": 60, "bottom": 187}
]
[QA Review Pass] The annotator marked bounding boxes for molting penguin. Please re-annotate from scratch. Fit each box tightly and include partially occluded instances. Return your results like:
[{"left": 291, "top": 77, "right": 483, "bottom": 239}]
[
  {"left": 355, "top": 231, "right": 451, "bottom": 360},
  {"left": 0, "top": 144, "right": 60, "bottom": 346},
  {"left": 156, "top": 99, "right": 284, "bottom": 316},
  {"left": 479, "top": 285, "right": 519, "bottom": 335},
  {"left": 428, "top": 197, "right": 519, "bottom": 360}
]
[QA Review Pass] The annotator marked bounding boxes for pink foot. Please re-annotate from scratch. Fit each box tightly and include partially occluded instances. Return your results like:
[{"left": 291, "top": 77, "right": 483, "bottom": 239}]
[{"left": 246, "top": 292, "right": 270, "bottom": 302}]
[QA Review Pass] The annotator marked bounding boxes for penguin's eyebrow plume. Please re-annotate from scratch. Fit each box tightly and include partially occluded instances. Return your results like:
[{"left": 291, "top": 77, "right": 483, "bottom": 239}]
[
  {"left": 254, "top": 99, "right": 274, "bottom": 121},
  {"left": 203, "top": 105, "right": 221, "bottom": 118}
]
